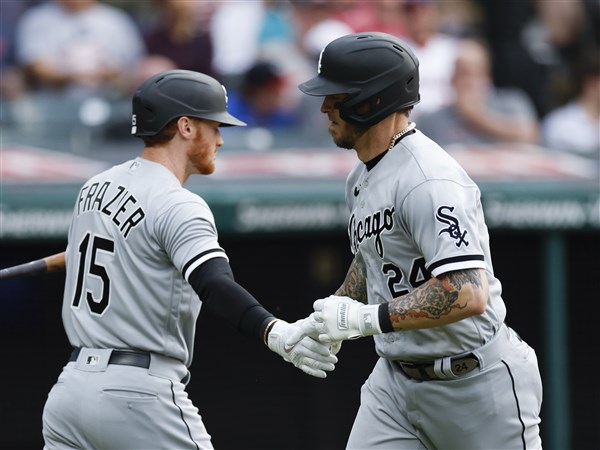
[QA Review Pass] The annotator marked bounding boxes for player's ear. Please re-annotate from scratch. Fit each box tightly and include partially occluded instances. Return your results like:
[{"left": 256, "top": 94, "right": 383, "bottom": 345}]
[{"left": 176, "top": 116, "right": 194, "bottom": 137}]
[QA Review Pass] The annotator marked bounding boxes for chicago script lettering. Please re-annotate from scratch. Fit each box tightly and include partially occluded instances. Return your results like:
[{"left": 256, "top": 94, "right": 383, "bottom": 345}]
[{"left": 349, "top": 207, "right": 394, "bottom": 257}]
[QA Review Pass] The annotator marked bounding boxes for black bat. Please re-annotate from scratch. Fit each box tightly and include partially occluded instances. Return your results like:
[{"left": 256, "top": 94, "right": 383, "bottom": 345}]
[{"left": 0, "top": 252, "right": 66, "bottom": 280}]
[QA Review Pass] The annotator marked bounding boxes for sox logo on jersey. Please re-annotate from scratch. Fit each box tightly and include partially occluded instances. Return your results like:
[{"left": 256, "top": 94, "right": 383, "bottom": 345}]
[{"left": 435, "top": 206, "right": 469, "bottom": 247}]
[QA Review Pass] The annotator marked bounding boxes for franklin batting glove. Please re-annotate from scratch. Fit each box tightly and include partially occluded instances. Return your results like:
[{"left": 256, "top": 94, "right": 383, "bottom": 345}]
[
  {"left": 267, "top": 319, "right": 338, "bottom": 378},
  {"left": 313, "top": 295, "right": 382, "bottom": 342},
  {"left": 330, "top": 340, "right": 343, "bottom": 356}
]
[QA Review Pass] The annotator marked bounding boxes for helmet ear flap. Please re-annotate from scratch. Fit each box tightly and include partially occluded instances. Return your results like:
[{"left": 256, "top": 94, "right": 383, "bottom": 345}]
[
  {"left": 339, "top": 96, "right": 380, "bottom": 122},
  {"left": 340, "top": 81, "right": 413, "bottom": 126}
]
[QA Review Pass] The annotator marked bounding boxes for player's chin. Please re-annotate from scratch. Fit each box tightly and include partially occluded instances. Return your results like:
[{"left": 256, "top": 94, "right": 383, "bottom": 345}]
[
  {"left": 199, "top": 163, "right": 216, "bottom": 175},
  {"left": 327, "top": 123, "right": 341, "bottom": 140}
]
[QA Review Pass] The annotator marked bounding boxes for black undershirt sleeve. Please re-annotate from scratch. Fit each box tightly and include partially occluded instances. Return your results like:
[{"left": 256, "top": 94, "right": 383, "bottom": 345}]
[{"left": 188, "top": 257, "right": 275, "bottom": 342}]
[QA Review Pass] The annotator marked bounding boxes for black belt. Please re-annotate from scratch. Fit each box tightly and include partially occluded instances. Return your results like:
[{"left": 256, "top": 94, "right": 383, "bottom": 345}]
[
  {"left": 394, "top": 354, "right": 479, "bottom": 381},
  {"left": 70, "top": 348, "right": 151, "bottom": 369}
]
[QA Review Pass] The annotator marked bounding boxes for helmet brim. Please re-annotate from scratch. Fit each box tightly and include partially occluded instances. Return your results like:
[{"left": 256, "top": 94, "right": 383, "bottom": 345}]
[
  {"left": 298, "top": 75, "right": 355, "bottom": 97},
  {"left": 212, "top": 111, "right": 247, "bottom": 127}
]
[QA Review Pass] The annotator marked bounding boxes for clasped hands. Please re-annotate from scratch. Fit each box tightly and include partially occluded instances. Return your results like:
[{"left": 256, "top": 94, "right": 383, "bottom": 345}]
[{"left": 269, "top": 296, "right": 379, "bottom": 378}]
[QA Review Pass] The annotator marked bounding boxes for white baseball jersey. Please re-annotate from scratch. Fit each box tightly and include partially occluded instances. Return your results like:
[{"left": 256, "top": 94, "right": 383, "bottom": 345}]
[
  {"left": 346, "top": 128, "right": 506, "bottom": 361},
  {"left": 62, "top": 157, "right": 227, "bottom": 367}
]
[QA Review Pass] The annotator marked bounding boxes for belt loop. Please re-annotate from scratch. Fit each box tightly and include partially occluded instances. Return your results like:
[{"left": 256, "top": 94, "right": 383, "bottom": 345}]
[
  {"left": 433, "top": 359, "right": 445, "bottom": 379},
  {"left": 433, "top": 357, "right": 456, "bottom": 379},
  {"left": 441, "top": 356, "right": 457, "bottom": 378}
]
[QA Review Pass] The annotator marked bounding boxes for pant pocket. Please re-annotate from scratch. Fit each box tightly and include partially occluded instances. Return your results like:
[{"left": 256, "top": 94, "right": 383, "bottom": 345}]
[{"left": 102, "top": 387, "right": 158, "bottom": 401}]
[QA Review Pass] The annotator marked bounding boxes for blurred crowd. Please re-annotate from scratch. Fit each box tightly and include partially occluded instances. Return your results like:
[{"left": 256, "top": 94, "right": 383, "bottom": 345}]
[{"left": 0, "top": 0, "right": 598, "bottom": 157}]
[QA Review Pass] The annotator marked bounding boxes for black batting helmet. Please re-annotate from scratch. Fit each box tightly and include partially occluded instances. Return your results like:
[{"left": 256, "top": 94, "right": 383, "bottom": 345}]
[
  {"left": 298, "top": 32, "right": 420, "bottom": 126},
  {"left": 131, "top": 70, "right": 245, "bottom": 137}
]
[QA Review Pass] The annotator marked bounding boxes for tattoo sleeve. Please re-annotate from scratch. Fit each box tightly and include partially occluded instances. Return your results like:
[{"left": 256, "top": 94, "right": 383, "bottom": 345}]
[
  {"left": 388, "top": 269, "right": 484, "bottom": 330},
  {"left": 335, "top": 257, "right": 368, "bottom": 304}
]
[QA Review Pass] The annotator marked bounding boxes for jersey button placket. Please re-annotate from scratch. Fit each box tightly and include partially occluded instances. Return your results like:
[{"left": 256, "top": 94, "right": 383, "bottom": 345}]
[{"left": 360, "top": 181, "right": 366, "bottom": 208}]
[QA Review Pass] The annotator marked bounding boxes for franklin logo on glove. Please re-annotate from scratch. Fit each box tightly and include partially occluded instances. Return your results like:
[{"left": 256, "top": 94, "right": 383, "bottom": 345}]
[{"left": 338, "top": 303, "right": 349, "bottom": 329}]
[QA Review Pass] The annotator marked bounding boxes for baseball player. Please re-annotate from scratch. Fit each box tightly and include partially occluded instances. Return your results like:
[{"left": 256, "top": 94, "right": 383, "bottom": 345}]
[
  {"left": 298, "top": 33, "right": 543, "bottom": 449},
  {"left": 42, "top": 70, "right": 337, "bottom": 449}
]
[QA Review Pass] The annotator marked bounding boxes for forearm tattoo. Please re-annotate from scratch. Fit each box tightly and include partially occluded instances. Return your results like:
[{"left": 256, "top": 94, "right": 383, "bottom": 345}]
[
  {"left": 335, "top": 258, "right": 368, "bottom": 304},
  {"left": 388, "top": 269, "right": 483, "bottom": 329}
]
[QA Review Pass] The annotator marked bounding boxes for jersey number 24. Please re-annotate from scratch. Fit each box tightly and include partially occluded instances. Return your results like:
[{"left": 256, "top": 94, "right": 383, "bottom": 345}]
[{"left": 383, "top": 257, "right": 431, "bottom": 297}]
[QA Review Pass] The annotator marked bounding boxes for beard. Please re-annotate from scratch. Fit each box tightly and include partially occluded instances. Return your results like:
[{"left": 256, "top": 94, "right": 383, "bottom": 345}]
[{"left": 331, "top": 121, "right": 369, "bottom": 150}]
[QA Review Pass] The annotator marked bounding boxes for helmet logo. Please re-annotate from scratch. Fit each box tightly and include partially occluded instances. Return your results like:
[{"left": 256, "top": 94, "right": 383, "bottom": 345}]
[
  {"left": 221, "top": 85, "right": 228, "bottom": 104},
  {"left": 131, "top": 114, "right": 137, "bottom": 135},
  {"left": 317, "top": 48, "right": 325, "bottom": 74}
]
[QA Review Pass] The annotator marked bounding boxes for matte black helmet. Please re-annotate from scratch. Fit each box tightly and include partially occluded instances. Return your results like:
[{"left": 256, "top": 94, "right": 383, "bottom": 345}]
[
  {"left": 131, "top": 70, "right": 245, "bottom": 137},
  {"left": 298, "top": 32, "right": 420, "bottom": 126}
]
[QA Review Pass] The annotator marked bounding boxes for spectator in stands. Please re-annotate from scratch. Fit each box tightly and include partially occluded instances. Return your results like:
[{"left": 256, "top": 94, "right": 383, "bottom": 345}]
[
  {"left": 210, "top": 0, "right": 265, "bottom": 84},
  {"left": 142, "top": 0, "right": 216, "bottom": 78},
  {"left": 417, "top": 38, "right": 540, "bottom": 146},
  {"left": 334, "top": 0, "right": 406, "bottom": 37},
  {"left": 227, "top": 60, "right": 300, "bottom": 128},
  {"left": 479, "top": 0, "right": 595, "bottom": 118},
  {"left": 0, "top": 0, "right": 36, "bottom": 100},
  {"left": 399, "top": 0, "right": 464, "bottom": 120},
  {"left": 541, "top": 49, "right": 600, "bottom": 158},
  {"left": 14, "top": 0, "right": 145, "bottom": 100},
  {"left": 290, "top": 0, "right": 354, "bottom": 66}
]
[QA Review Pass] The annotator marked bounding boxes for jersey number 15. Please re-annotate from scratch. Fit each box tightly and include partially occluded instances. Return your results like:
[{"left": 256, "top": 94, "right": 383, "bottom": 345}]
[{"left": 71, "top": 233, "right": 115, "bottom": 315}]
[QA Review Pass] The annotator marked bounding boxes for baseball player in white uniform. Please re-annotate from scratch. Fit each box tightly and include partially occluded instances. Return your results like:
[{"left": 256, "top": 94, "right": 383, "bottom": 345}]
[
  {"left": 42, "top": 70, "right": 338, "bottom": 449},
  {"left": 298, "top": 32, "right": 543, "bottom": 449}
]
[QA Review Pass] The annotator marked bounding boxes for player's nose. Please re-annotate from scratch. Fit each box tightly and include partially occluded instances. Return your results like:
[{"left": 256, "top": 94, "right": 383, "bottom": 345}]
[{"left": 320, "top": 96, "right": 335, "bottom": 113}]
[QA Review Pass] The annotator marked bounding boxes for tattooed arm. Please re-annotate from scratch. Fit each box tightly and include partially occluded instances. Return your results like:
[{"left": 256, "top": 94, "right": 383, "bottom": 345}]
[
  {"left": 387, "top": 268, "right": 488, "bottom": 331},
  {"left": 335, "top": 257, "right": 368, "bottom": 304},
  {"left": 312, "top": 267, "right": 488, "bottom": 342}
]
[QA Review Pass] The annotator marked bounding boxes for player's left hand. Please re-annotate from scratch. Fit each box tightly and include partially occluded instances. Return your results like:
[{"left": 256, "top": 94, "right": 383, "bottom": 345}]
[
  {"left": 267, "top": 319, "right": 338, "bottom": 378},
  {"left": 312, "top": 295, "right": 383, "bottom": 342}
]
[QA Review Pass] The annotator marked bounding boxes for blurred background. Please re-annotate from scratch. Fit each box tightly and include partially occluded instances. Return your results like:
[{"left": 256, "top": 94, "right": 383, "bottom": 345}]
[{"left": 0, "top": 1, "right": 598, "bottom": 449}]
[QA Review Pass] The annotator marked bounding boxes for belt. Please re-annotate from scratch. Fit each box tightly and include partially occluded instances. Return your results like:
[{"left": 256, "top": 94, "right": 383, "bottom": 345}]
[
  {"left": 70, "top": 347, "right": 151, "bottom": 369},
  {"left": 394, "top": 354, "right": 480, "bottom": 381},
  {"left": 392, "top": 325, "right": 511, "bottom": 381}
]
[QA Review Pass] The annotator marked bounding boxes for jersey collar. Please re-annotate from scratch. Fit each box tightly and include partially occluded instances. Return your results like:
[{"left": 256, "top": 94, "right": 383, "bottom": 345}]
[{"left": 364, "top": 126, "right": 416, "bottom": 171}]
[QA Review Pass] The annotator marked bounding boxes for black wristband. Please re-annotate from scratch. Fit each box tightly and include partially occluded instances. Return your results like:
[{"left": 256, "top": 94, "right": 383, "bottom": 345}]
[{"left": 378, "top": 303, "right": 394, "bottom": 333}]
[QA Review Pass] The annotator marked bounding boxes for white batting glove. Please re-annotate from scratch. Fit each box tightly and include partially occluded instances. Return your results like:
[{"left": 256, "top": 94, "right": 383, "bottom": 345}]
[
  {"left": 267, "top": 319, "right": 338, "bottom": 378},
  {"left": 330, "top": 340, "right": 343, "bottom": 356},
  {"left": 312, "top": 295, "right": 382, "bottom": 342}
]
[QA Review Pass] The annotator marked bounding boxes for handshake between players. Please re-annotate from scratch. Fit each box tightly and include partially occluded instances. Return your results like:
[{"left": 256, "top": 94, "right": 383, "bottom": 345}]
[{"left": 268, "top": 295, "right": 373, "bottom": 378}]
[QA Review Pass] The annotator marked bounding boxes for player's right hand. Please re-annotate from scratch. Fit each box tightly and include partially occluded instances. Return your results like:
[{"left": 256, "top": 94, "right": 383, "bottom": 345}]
[
  {"left": 312, "top": 295, "right": 383, "bottom": 342},
  {"left": 267, "top": 319, "right": 338, "bottom": 378}
]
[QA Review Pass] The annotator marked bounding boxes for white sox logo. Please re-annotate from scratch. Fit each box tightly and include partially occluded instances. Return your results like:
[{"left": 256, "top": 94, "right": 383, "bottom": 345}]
[
  {"left": 436, "top": 206, "right": 469, "bottom": 247},
  {"left": 317, "top": 48, "right": 325, "bottom": 74},
  {"left": 349, "top": 207, "right": 394, "bottom": 257},
  {"left": 221, "top": 85, "right": 229, "bottom": 104}
]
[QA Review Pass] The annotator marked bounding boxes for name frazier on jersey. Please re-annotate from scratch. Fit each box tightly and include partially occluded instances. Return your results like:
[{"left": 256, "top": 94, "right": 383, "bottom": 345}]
[
  {"left": 349, "top": 207, "right": 394, "bottom": 257},
  {"left": 77, "top": 181, "right": 146, "bottom": 238}
]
